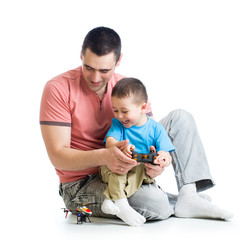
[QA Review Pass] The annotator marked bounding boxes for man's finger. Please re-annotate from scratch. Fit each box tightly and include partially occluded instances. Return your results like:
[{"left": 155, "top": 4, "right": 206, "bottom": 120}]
[{"left": 115, "top": 139, "right": 129, "bottom": 150}]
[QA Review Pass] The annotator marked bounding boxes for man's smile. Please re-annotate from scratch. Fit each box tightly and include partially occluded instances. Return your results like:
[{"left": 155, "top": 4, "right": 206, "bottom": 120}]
[{"left": 90, "top": 80, "right": 103, "bottom": 86}]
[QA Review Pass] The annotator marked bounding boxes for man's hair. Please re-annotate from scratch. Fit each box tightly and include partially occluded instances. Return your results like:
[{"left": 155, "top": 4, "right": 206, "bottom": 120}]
[
  {"left": 112, "top": 78, "right": 148, "bottom": 105},
  {"left": 82, "top": 26, "right": 121, "bottom": 62}
]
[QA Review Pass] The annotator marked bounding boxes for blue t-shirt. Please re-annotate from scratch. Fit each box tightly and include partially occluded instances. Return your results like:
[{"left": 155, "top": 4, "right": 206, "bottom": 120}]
[{"left": 104, "top": 116, "right": 175, "bottom": 153}]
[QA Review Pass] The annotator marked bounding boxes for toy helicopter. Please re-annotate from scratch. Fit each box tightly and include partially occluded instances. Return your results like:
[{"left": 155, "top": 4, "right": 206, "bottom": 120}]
[
  {"left": 131, "top": 150, "right": 158, "bottom": 164},
  {"left": 62, "top": 203, "right": 96, "bottom": 224}
]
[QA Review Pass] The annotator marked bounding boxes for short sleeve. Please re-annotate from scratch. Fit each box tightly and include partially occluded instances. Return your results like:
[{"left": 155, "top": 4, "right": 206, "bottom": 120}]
[
  {"left": 40, "top": 79, "right": 71, "bottom": 126},
  {"left": 155, "top": 124, "right": 175, "bottom": 153},
  {"left": 103, "top": 118, "right": 123, "bottom": 145}
]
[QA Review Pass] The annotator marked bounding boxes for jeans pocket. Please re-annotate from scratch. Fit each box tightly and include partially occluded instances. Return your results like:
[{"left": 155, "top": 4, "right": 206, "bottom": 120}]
[{"left": 73, "top": 193, "right": 96, "bottom": 205}]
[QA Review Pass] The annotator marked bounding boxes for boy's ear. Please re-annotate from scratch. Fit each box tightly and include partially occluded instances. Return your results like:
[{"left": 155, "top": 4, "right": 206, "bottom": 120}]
[{"left": 141, "top": 103, "right": 147, "bottom": 112}]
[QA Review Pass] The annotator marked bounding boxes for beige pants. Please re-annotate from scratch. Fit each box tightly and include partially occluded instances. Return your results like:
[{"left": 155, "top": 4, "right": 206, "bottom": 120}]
[{"left": 100, "top": 164, "right": 154, "bottom": 201}]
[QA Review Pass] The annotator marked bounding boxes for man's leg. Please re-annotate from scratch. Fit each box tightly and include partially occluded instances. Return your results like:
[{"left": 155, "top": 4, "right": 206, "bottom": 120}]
[
  {"left": 160, "top": 109, "right": 214, "bottom": 191},
  {"left": 160, "top": 109, "right": 233, "bottom": 220},
  {"left": 128, "top": 183, "right": 174, "bottom": 220},
  {"left": 60, "top": 174, "right": 173, "bottom": 221},
  {"left": 60, "top": 174, "right": 111, "bottom": 218}
]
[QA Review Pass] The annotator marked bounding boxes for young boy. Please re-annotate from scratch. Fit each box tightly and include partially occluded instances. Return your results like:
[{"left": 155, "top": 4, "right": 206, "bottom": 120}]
[{"left": 100, "top": 78, "right": 175, "bottom": 227}]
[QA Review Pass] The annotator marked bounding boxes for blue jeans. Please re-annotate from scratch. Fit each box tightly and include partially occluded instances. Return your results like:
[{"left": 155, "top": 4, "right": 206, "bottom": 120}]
[{"left": 59, "top": 109, "right": 215, "bottom": 220}]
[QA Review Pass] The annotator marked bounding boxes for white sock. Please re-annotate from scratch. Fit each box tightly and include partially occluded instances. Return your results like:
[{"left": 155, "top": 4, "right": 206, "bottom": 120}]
[
  {"left": 101, "top": 198, "right": 120, "bottom": 215},
  {"left": 198, "top": 193, "right": 211, "bottom": 202},
  {"left": 114, "top": 198, "right": 146, "bottom": 227},
  {"left": 175, "top": 183, "right": 234, "bottom": 220}
]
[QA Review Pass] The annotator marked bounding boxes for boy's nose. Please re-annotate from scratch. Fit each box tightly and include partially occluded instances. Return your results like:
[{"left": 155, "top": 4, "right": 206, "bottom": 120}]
[{"left": 117, "top": 113, "right": 123, "bottom": 119}]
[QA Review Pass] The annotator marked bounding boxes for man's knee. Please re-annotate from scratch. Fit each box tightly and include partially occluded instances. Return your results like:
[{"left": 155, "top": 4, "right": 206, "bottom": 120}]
[
  {"left": 171, "top": 109, "right": 195, "bottom": 126},
  {"left": 164, "top": 109, "right": 196, "bottom": 135},
  {"left": 128, "top": 183, "right": 174, "bottom": 220}
]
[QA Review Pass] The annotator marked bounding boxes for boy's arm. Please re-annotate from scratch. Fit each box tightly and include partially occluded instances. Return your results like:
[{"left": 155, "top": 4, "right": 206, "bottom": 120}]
[{"left": 105, "top": 136, "right": 120, "bottom": 148}]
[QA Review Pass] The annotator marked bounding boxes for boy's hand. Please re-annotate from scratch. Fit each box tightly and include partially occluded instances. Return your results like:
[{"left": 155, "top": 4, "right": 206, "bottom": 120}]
[
  {"left": 154, "top": 151, "right": 172, "bottom": 167},
  {"left": 143, "top": 146, "right": 161, "bottom": 178},
  {"left": 122, "top": 144, "right": 135, "bottom": 158}
]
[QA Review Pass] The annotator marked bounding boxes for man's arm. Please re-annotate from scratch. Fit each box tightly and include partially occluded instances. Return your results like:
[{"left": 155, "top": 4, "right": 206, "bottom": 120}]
[{"left": 40, "top": 125, "right": 137, "bottom": 173}]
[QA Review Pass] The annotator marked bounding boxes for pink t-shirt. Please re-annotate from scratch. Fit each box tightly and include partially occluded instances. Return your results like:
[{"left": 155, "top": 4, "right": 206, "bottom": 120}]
[{"left": 40, "top": 66, "right": 152, "bottom": 183}]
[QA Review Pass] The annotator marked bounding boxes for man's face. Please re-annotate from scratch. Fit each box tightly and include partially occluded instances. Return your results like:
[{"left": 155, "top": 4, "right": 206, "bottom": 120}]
[{"left": 81, "top": 48, "right": 121, "bottom": 95}]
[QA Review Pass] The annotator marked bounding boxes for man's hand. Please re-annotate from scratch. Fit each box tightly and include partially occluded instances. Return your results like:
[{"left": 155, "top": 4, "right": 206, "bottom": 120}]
[
  {"left": 145, "top": 163, "right": 165, "bottom": 179},
  {"left": 105, "top": 140, "right": 137, "bottom": 174}
]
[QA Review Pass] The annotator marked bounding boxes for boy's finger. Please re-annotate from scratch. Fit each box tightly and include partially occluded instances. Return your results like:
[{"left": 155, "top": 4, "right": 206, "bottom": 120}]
[{"left": 149, "top": 146, "right": 156, "bottom": 153}]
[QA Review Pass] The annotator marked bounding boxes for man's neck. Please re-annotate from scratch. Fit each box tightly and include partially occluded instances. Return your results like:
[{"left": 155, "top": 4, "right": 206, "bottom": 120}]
[{"left": 95, "top": 84, "right": 108, "bottom": 100}]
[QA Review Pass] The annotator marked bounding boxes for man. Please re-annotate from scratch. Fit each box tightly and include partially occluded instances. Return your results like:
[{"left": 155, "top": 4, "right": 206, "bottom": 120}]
[{"left": 40, "top": 26, "right": 233, "bottom": 224}]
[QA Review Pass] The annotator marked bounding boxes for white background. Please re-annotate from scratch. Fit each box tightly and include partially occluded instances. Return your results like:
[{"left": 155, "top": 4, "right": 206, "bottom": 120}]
[{"left": 1, "top": 0, "right": 240, "bottom": 239}]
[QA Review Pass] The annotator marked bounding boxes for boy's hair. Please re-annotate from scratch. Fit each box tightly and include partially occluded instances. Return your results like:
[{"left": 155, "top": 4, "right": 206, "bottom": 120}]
[
  {"left": 82, "top": 26, "right": 121, "bottom": 62},
  {"left": 112, "top": 78, "right": 148, "bottom": 105}
]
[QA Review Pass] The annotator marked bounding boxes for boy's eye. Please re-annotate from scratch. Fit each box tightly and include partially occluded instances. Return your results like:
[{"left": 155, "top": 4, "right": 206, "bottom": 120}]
[{"left": 122, "top": 111, "right": 128, "bottom": 114}]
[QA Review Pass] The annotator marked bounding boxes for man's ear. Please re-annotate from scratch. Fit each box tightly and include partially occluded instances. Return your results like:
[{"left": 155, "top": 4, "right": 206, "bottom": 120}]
[
  {"left": 80, "top": 51, "right": 83, "bottom": 60},
  {"left": 116, "top": 53, "right": 123, "bottom": 67}
]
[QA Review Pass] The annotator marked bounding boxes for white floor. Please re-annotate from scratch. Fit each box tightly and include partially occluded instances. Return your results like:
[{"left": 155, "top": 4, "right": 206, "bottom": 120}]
[
  {"left": 2, "top": 155, "right": 239, "bottom": 240},
  {"left": 4, "top": 175, "right": 239, "bottom": 240},
  {"left": 53, "top": 213, "right": 240, "bottom": 240},
  {"left": 10, "top": 207, "right": 239, "bottom": 240}
]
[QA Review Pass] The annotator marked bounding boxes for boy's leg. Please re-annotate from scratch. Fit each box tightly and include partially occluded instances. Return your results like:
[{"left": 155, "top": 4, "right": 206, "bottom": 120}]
[
  {"left": 100, "top": 165, "right": 127, "bottom": 200},
  {"left": 100, "top": 165, "right": 126, "bottom": 216},
  {"left": 124, "top": 164, "right": 154, "bottom": 197},
  {"left": 100, "top": 166, "right": 147, "bottom": 226}
]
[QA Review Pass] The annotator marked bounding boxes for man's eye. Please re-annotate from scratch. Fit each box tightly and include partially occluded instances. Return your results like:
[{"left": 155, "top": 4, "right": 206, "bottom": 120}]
[
  {"left": 85, "top": 66, "right": 93, "bottom": 71},
  {"left": 100, "top": 70, "right": 109, "bottom": 74}
]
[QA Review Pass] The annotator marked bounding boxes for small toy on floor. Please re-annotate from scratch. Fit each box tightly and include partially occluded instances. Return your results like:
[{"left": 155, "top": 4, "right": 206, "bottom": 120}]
[{"left": 62, "top": 203, "right": 95, "bottom": 224}]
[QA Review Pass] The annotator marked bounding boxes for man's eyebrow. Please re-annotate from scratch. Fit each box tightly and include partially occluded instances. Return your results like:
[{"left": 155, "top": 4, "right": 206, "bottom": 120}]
[
  {"left": 100, "top": 68, "right": 112, "bottom": 71},
  {"left": 84, "top": 64, "right": 112, "bottom": 72},
  {"left": 84, "top": 64, "right": 94, "bottom": 69}
]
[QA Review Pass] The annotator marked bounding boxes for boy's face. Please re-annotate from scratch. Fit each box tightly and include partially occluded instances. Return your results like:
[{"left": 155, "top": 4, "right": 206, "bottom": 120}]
[{"left": 111, "top": 95, "right": 147, "bottom": 128}]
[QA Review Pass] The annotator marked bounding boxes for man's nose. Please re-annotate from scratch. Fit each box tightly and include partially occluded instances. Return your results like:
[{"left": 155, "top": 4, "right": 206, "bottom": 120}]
[{"left": 91, "top": 71, "right": 100, "bottom": 82}]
